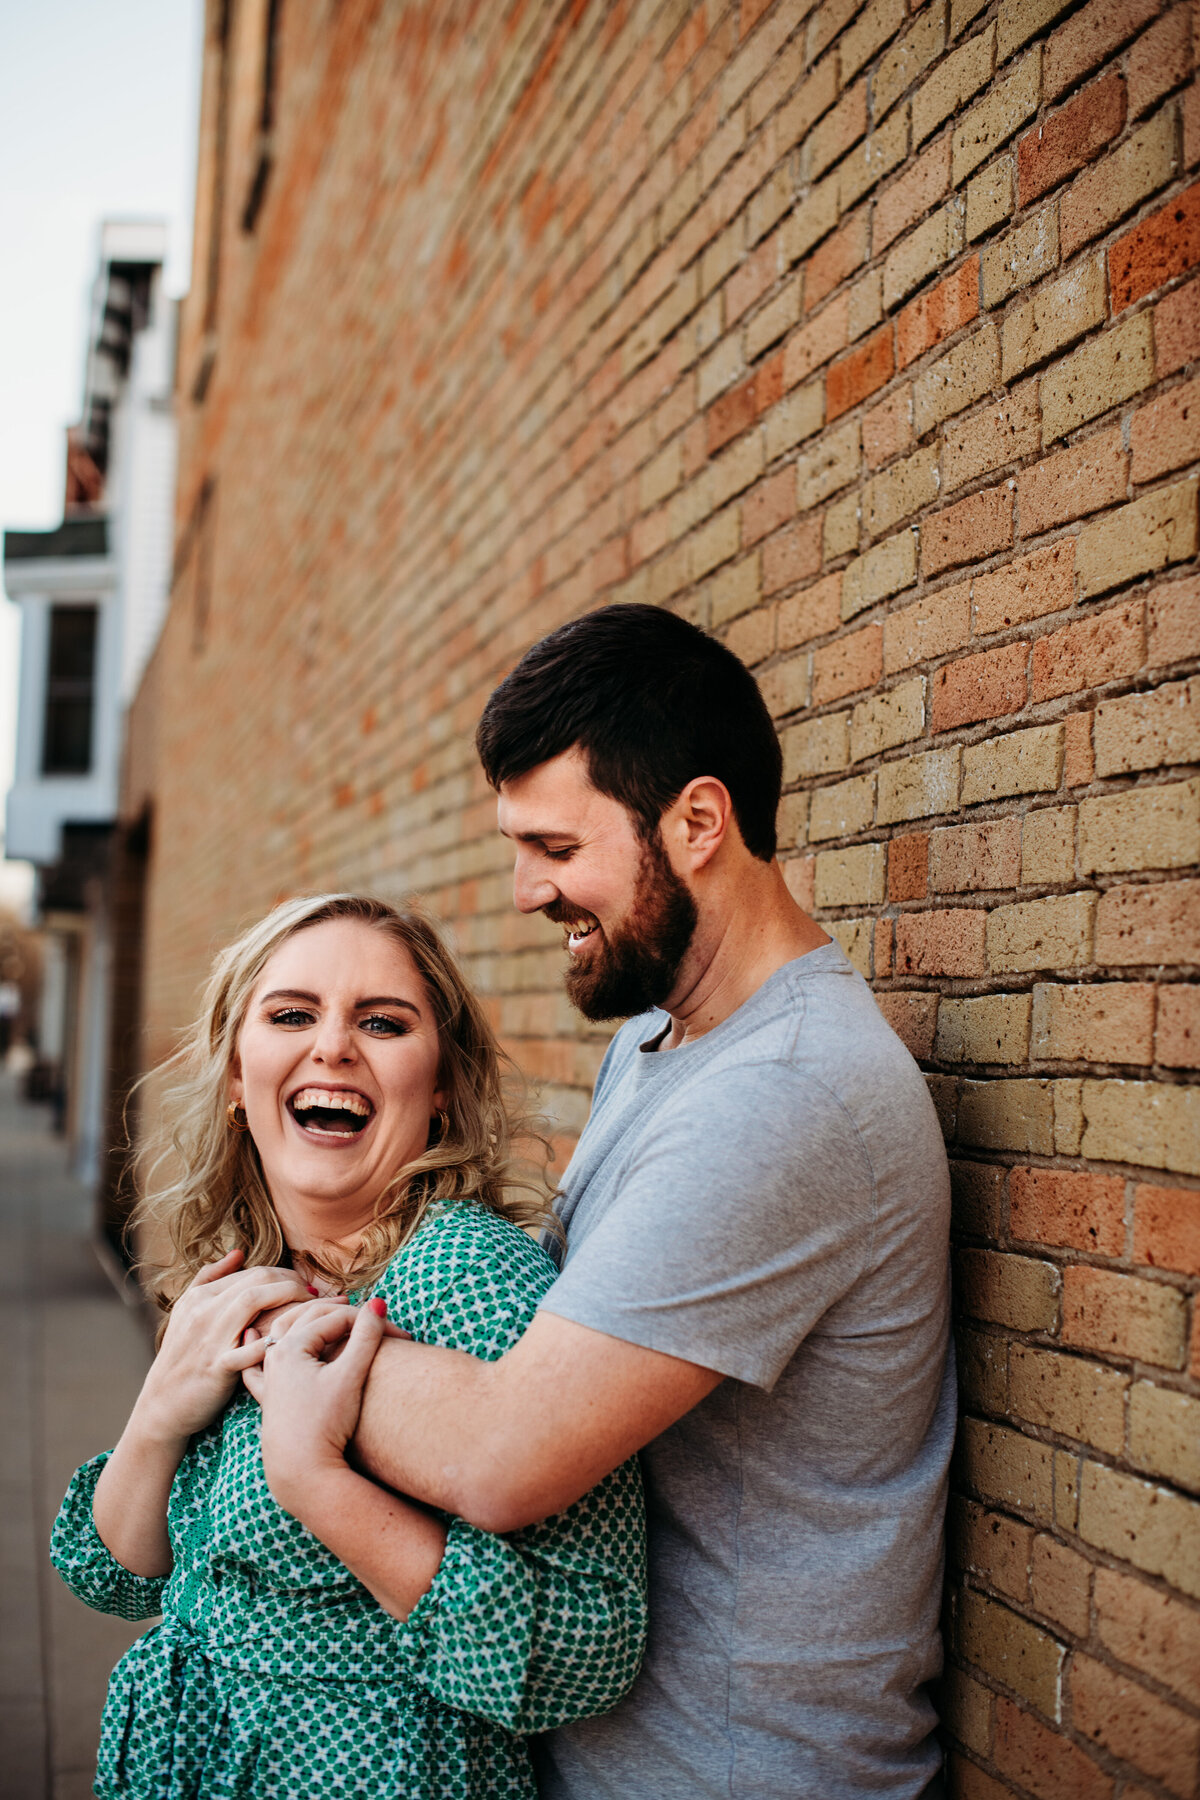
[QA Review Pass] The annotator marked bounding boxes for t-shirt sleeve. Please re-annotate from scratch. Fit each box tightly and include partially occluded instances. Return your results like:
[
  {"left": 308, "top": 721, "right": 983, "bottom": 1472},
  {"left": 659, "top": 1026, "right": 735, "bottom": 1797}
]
[{"left": 538, "top": 1060, "right": 876, "bottom": 1390}]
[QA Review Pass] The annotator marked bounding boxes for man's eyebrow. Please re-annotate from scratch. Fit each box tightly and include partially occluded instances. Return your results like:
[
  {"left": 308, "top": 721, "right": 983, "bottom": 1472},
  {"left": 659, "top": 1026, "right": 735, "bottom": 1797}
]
[
  {"left": 506, "top": 828, "right": 575, "bottom": 844},
  {"left": 259, "top": 988, "right": 420, "bottom": 1015}
]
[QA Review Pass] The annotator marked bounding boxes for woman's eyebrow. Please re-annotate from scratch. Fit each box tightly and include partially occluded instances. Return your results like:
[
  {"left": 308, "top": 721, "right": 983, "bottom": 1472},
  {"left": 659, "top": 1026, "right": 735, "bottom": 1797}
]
[
  {"left": 260, "top": 987, "right": 420, "bottom": 1016},
  {"left": 356, "top": 995, "right": 421, "bottom": 1015}
]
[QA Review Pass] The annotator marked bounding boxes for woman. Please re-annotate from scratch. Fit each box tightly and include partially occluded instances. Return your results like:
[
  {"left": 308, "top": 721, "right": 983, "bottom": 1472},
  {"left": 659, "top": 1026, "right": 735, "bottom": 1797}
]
[{"left": 51, "top": 893, "right": 646, "bottom": 1799}]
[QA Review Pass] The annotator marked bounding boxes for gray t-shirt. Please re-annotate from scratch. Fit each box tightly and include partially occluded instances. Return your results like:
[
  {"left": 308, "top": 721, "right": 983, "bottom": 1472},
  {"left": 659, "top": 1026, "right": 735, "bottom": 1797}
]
[{"left": 535, "top": 943, "right": 954, "bottom": 1800}]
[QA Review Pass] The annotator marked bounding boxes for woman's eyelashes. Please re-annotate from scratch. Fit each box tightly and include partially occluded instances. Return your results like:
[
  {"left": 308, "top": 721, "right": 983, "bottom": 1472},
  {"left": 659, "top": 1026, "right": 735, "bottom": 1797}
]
[{"left": 265, "top": 1005, "right": 410, "bottom": 1036}]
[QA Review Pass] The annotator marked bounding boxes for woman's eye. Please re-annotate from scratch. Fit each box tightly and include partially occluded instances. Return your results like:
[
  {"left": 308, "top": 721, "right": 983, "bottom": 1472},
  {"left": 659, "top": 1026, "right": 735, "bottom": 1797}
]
[
  {"left": 270, "top": 1007, "right": 315, "bottom": 1027},
  {"left": 361, "top": 1015, "right": 408, "bottom": 1036}
]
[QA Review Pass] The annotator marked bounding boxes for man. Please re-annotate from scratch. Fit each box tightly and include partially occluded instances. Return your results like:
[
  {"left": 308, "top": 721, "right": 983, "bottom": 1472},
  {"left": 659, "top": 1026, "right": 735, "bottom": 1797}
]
[{"left": 354, "top": 603, "right": 953, "bottom": 1798}]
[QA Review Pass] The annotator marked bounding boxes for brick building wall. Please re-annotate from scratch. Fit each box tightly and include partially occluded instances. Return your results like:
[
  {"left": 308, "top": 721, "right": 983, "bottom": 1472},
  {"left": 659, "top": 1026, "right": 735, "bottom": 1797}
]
[{"left": 129, "top": 0, "right": 1199, "bottom": 1790}]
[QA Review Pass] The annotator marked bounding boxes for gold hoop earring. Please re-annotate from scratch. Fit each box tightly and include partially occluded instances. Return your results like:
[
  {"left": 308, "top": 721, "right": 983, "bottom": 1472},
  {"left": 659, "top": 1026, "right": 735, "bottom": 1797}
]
[{"left": 227, "top": 1101, "right": 249, "bottom": 1132}]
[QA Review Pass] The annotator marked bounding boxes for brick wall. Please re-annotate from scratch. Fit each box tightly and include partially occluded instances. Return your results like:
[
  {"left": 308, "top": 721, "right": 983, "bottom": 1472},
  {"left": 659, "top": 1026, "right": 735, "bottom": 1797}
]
[{"left": 131, "top": 1, "right": 1200, "bottom": 1790}]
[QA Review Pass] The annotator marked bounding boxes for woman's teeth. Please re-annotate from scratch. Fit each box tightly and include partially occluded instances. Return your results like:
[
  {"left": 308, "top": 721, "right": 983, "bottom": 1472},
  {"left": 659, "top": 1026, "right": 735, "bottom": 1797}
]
[{"left": 289, "top": 1088, "right": 372, "bottom": 1136}]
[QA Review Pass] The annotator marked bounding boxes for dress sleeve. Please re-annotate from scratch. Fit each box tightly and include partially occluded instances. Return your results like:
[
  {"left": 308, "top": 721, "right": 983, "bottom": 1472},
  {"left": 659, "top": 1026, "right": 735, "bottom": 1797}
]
[
  {"left": 373, "top": 1209, "right": 648, "bottom": 1731},
  {"left": 49, "top": 1451, "right": 168, "bottom": 1622}
]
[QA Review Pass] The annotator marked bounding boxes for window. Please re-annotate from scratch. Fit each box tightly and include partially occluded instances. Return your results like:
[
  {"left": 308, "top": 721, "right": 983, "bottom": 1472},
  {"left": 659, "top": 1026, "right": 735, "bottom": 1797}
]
[{"left": 42, "top": 604, "right": 98, "bottom": 775}]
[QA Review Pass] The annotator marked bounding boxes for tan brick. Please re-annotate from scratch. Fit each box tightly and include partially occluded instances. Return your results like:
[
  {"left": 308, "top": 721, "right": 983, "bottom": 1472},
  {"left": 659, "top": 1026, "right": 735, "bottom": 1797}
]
[
  {"left": 815, "top": 842, "right": 887, "bottom": 909},
  {"left": 874, "top": 4, "right": 946, "bottom": 121},
  {"left": 823, "top": 488, "right": 860, "bottom": 559},
  {"left": 1044, "top": 0, "right": 1160, "bottom": 103},
  {"left": 958, "top": 1588, "right": 1065, "bottom": 1715},
  {"left": 1062, "top": 1263, "right": 1188, "bottom": 1364},
  {"left": 895, "top": 906, "right": 987, "bottom": 974},
  {"left": 1094, "top": 1564, "right": 1200, "bottom": 1708},
  {"left": 962, "top": 1417, "right": 1056, "bottom": 1520},
  {"left": 923, "top": 484, "right": 1013, "bottom": 577},
  {"left": 1030, "top": 1534, "right": 1092, "bottom": 1636},
  {"left": 913, "top": 22, "right": 996, "bottom": 147},
  {"left": 1000, "top": 253, "right": 1107, "bottom": 383},
  {"left": 1129, "top": 1380, "right": 1200, "bottom": 1491},
  {"left": 961, "top": 722, "right": 1064, "bottom": 805},
  {"left": 764, "top": 378, "right": 825, "bottom": 460},
  {"left": 998, "top": 0, "right": 1075, "bottom": 61},
  {"left": 952, "top": 48, "right": 1043, "bottom": 188},
  {"left": 1010, "top": 1344, "right": 1128, "bottom": 1454},
  {"left": 1064, "top": 713, "right": 1095, "bottom": 789},
  {"left": 1148, "top": 573, "right": 1200, "bottom": 666},
  {"left": 779, "top": 572, "right": 843, "bottom": 648},
  {"left": 952, "top": 1495, "right": 1034, "bottom": 1599},
  {"left": 1031, "top": 600, "right": 1146, "bottom": 703},
  {"left": 841, "top": 528, "right": 918, "bottom": 621},
  {"left": 1158, "top": 985, "right": 1200, "bottom": 1067},
  {"left": 783, "top": 711, "right": 851, "bottom": 781},
  {"left": 785, "top": 295, "right": 850, "bottom": 393},
  {"left": 762, "top": 515, "right": 823, "bottom": 597},
  {"left": 1072, "top": 1651, "right": 1200, "bottom": 1792},
  {"left": 1013, "top": 1162, "right": 1129, "bottom": 1263},
  {"left": 1040, "top": 312, "right": 1155, "bottom": 447},
  {"left": 884, "top": 206, "right": 967, "bottom": 315},
  {"left": 943, "top": 381, "right": 1040, "bottom": 493},
  {"left": 808, "top": 771, "right": 876, "bottom": 840},
  {"left": 758, "top": 651, "right": 813, "bottom": 720},
  {"left": 1061, "top": 108, "right": 1181, "bottom": 260},
  {"left": 953, "top": 1159, "right": 1007, "bottom": 1237},
  {"left": 776, "top": 789, "right": 811, "bottom": 854},
  {"left": 958, "top": 1077, "right": 1057, "bottom": 1152},
  {"left": 1095, "top": 678, "right": 1200, "bottom": 781},
  {"left": 883, "top": 582, "right": 971, "bottom": 671},
  {"left": 837, "top": 106, "right": 911, "bottom": 215},
  {"left": 1095, "top": 878, "right": 1200, "bottom": 966},
  {"left": 941, "top": 1671, "right": 995, "bottom": 1763},
  {"left": 877, "top": 745, "right": 962, "bottom": 823},
  {"left": 973, "top": 540, "right": 1075, "bottom": 633},
  {"left": 708, "top": 548, "right": 765, "bottom": 626},
  {"left": 931, "top": 639, "right": 1028, "bottom": 732},
  {"left": 1022, "top": 806, "right": 1076, "bottom": 885},
  {"left": 849, "top": 678, "right": 925, "bottom": 760},
  {"left": 1080, "top": 1077, "right": 1200, "bottom": 1177},
  {"left": 782, "top": 171, "right": 840, "bottom": 265},
  {"left": 1078, "top": 1459, "right": 1200, "bottom": 1598},
  {"left": 1079, "top": 777, "right": 1200, "bottom": 875},
  {"left": 864, "top": 444, "right": 939, "bottom": 538},
  {"left": 795, "top": 418, "right": 861, "bottom": 511},
  {"left": 1054, "top": 1077, "right": 1085, "bottom": 1155},
  {"left": 872, "top": 138, "right": 953, "bottom": 259},
  {"left": 690, "top": 505, "right": 741, "bottom": 580},
  {"left": 967, "top": 155, "right": 1016, "bottom": 243},
  {"left": 913, "top": 321, "right": 1000, "bottom": 437},
  {"left": 813, "top": 623, "right": 883, "bottom": 704},
  {"left": 745, "top": 279, "right": 803, "bottom": 363},
  {"left": 803, "top": 78, "right": 869, "bottom": 185},
  {"left": 995, "top": 1692, "right": 1112, "bottom": 1797},
  {"left": 1131, "top": 372, "right": 1200, "bottom": 485},
  {"left": 959, "top": 1325, "right": 1011, "bottom": 1413},
  {"left": 1018, "top": 428, "right": 1128, "bottom": 539},
  {"left": 862, "top": 386, "right": 914, "bottom": 471},
  {"left": 988, "top": 893, "right": 1096, "bottom": 972},
  {"left": 876, "top": 990, "right": 939, "bottom": 1058},
  {"left": 981, "top": 204, "right": 1060, "bottom": 309},
  {"left": 1032, "top": 980, "right": 1156, "bottom": 1064},
  {"left": 938, "top": 994, "right": 1032, "bottom": 1063},
  {"left": 827, "top": 915, "right": 874, "bottom": 975},
  {"left": 931, "top": 817, "right": 1023, "bottom": 891}
]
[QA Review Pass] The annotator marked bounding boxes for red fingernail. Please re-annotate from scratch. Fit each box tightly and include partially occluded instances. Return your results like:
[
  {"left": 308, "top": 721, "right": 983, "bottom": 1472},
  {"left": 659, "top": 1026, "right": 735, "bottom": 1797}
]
[
  {"left": 306, "top": 1284, "right": 318, "bottom": 1296},
  {"left": 369, "top": 1297, "right": 387, "bottom": 1317}
]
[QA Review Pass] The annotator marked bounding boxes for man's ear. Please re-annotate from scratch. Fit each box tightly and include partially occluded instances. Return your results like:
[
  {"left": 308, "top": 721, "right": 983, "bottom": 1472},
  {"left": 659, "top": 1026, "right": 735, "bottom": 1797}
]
[{"left": 666, "top": 777, "right": 733, "bottom": 872}]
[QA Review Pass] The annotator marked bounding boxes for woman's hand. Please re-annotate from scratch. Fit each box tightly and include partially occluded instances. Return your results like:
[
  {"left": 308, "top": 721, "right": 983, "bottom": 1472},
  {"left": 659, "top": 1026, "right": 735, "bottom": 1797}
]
[
  {"left": 135, "top": 1249, "right": 316, "bottom": 1447},
  {"left": 248, "top": 1298, "right": 389, "bottom": 1513}
]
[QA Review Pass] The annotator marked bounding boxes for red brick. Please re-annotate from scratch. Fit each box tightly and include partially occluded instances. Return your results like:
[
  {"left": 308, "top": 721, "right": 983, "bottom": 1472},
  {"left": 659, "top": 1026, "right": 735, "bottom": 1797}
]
[
  {"left": 1133, "top": 1182, "right": 1200, "bottom": 1276},
  {"left": 778, "top": 571, "right": 842, "bottom": 646},
  {"left": 1044, "top": 0, "right": 1159, "bottom": 102},
  {"left": 931, "top": 640, "right": 1029, "bottom": 733},
  {"left": 812, "top": 622, "right": 884, "bottom": 703},
  {"left": 930, "top": 818, "right": 1023, "bottom": 892},
  {"left": 974, "top": 542, "right": 1077, "bottom": 635},
  {"left": 1155, "top": 273, "right": 1200, "bottom": 376},
  {"left": 896, "top": 258, "right": 980, "bottom": 372},
  {"left": 922, "top": 486, "right": 1014, "bottom": 578},
  {"left": 1094, "top": 1564, "right": 1200, "bottom": 1709},
  {"left": 754, "top": 346, "right": 788, "bottom": 416},
  {"left": 888, "top": 832, "right": 929, "bottom": 901},
  {"left": 826, "top": 325, "right": 895, "bottom": 422},
  {"left": 762, "top": 514, "right": 823, "bottom": 595},
  {"left": 1130, "top": 372, "right": 1200, "bottom": 484},
  {"left": 872, "top": 137, "right": 951, "bottom": 257},
  {"left": 946, "top": 1756, "right": 1012, "bottom": 1800},
  {"left": 783, "top": 853, "right": 816, "bottom": 910},
  {"left": 1071, "top": 1653, "right": 1200, "bottom": 1797},
  {"left": 1127, "top": 6, "right": 1194, "bottom": 120},
  {"left": 1095, "top": 878, "right": 1200, "bottom": 964},
  {"left": 726, "top": 232, "right": 782, "bottom": 326},
  {"left": 743, "top": 467, "right": 796, "bottom": 547},
  {"left": 1110, "top": 179, "right": 1200, "bottom": 313},
  {"left": 1011, "top": 1167, "right": 1126, "bottom": 1256},
  {"left": 875, "top": 916, "right": 893, "bottom": 976},
  {"left": 894, "top": 908, "right": 988, "bottom": 977},
  {"left": 862, "top": 386, "right": 913, "bottom": 470},
  {"left": 1158, "top": 984, "right": 1200, "bottom": 1067},
  {"left": 1017, "top": 73, "right": 1127, "bottom": 208},
  {"left": 1060, "top": 1265, "right": 1184, "bottom": 1362},
  {"left": 707, "top": 375, "right": 758, "bottom": 454},
  {"left": 806, "top": 209, "right": 869, "bottom": 314},
  {"left": 993, "top": 1696, "right": 1114, "bottom": 1800},
  {"left": 1030, "top": 600, "right": 1145, "bottom": 702},
  {"left": 1017, "top": 429, "right": 1128, "bottom": 538},
  {"left": 1064, "top": 711, "right": 1096, "bottom": 787}
]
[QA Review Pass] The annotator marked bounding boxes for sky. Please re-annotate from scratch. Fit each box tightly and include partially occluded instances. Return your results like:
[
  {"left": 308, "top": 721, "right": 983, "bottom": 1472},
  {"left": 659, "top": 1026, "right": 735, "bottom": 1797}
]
[{"left": 0, "top": 0, "right": 201, "bottom": 913}]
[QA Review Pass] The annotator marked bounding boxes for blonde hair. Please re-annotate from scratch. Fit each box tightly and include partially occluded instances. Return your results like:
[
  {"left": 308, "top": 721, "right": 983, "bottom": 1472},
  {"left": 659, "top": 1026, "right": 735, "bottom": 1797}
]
[{"left": 133, "top": 893, "right": 554, "bottom": 1309}]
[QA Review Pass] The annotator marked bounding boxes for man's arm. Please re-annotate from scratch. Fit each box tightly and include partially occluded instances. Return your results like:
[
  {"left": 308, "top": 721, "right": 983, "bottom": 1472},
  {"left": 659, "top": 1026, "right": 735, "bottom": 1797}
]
[{"left": 352, "top": 1308, "right": 723, "bottom": 1533}]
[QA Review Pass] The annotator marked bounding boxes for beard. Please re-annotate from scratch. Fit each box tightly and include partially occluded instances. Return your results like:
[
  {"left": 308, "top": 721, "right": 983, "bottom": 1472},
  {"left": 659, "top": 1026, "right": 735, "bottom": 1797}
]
[{"left": 545, "top": 829, "right": 699, "bottom": 1023}]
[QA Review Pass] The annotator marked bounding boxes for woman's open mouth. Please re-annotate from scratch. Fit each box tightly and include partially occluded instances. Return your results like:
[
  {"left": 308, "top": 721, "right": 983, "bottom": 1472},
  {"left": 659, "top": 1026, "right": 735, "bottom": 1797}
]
[{"left": 287, "top": 1087, "right": 374, "bottom": 1138}]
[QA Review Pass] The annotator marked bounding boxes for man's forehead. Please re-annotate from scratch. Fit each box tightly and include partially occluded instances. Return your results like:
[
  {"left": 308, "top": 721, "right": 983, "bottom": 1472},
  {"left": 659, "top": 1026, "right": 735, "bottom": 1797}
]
[{"left": 495, "top": 748, "right": 605, "bottom": 838}]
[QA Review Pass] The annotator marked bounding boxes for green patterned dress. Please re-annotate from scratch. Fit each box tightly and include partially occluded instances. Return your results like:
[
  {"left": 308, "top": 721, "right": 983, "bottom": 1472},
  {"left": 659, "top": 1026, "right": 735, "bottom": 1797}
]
[{"left": 51, "top": 1202, "right": 646, "bottom": 1800}]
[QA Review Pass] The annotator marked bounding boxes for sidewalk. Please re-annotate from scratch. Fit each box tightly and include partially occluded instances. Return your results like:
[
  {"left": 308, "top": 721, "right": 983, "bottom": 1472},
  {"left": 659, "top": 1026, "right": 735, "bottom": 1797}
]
[{"left": 0, "top": 1069, "right": 152, "bottom": 1800}]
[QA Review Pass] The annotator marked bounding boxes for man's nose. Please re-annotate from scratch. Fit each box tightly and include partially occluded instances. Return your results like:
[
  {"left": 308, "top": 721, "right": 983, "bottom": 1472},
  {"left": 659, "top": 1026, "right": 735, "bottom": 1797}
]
[{"left": 512, "top": 851, "right": 559, "bottom": 915}]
